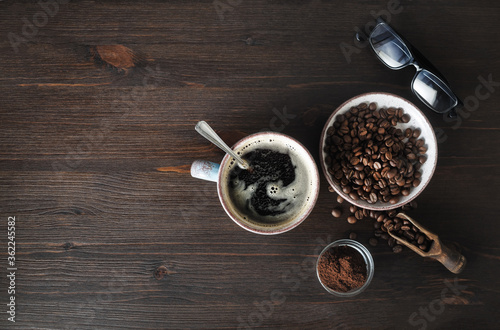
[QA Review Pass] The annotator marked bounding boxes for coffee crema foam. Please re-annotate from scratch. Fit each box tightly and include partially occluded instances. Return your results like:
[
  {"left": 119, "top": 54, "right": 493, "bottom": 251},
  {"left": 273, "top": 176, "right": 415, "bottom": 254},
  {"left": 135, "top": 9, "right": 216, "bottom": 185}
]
[{"left": 222, "top": 138, "right": 315, "bottom": 228}]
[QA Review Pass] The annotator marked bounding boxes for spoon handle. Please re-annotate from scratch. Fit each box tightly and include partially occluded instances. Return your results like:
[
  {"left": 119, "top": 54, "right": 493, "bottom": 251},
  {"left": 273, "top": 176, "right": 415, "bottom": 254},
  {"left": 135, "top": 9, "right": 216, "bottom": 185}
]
[{"left": 195, "top": 121, "right": 249, "bottom": 169}]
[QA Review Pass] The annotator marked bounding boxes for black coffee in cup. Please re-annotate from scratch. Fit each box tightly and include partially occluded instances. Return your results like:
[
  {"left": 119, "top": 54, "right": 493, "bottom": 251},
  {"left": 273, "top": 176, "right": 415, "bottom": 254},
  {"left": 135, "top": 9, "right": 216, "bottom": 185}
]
[
  {"left": 226, "top": 140, "right": 313, "bottom": 226},
  {"left": 229, "top": 148, "right": 296, "bottom": 217}
]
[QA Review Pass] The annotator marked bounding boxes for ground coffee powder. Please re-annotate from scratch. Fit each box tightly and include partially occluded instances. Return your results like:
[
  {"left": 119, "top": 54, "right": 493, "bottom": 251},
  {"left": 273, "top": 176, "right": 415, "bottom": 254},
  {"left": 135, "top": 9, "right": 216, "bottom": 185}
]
[{"left": 317, "top": 245, "right": 367, "bottom": 292}]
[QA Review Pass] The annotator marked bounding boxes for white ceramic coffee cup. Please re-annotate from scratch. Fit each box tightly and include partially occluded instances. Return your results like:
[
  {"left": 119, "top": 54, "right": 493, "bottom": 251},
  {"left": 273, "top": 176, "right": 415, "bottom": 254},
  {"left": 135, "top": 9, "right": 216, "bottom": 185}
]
[{"left": 191, "top": 132, "right": 320, "bottom": 235}]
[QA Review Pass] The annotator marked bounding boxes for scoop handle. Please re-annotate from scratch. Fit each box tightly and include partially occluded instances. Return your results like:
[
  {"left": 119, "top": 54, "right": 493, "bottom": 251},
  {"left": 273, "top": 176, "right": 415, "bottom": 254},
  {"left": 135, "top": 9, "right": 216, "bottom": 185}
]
[{"left": 434, "top": 241, "right": 467, "bottom": 274}]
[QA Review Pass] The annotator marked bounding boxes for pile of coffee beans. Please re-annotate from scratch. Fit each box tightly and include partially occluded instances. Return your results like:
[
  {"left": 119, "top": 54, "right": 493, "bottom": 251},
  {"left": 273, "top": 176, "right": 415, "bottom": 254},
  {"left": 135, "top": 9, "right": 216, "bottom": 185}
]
[
  {"left": 324, "top": 102, "right": 427, "bottom": 205},
  {"left": 366, "top": 205, "right": 432, "bottom": 253},
  {"left": 330, "top": 189, "right": 432, "bottom": 253}
]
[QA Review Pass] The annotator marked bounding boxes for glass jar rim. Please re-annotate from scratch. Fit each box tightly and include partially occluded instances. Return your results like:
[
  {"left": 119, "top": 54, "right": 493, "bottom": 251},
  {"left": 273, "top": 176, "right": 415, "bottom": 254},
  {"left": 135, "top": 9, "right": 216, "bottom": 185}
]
[{"left": 316, "top": 239, "right": 375, "bottom": 297}]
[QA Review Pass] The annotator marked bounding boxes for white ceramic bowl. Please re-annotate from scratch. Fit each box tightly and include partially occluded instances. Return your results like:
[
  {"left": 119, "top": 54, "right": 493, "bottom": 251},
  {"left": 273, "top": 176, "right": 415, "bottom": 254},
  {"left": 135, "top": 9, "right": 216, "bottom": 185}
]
[{"left": 319, "top": 92, "right": 438, "bottom": 211}]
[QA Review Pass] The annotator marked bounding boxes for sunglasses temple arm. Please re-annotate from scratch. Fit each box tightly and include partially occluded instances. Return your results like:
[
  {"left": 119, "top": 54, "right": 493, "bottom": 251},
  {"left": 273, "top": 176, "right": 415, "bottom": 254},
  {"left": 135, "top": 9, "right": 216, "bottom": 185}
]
[{"left": 355, "top": 31, "right": 368, "bottom": 43}]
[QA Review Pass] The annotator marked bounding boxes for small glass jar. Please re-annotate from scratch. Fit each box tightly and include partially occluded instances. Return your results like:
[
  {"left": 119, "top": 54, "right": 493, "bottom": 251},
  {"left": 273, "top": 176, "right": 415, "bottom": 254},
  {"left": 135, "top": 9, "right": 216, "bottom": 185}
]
[{"left": 316, "top": 239, "right": 375, "bottom": 297}]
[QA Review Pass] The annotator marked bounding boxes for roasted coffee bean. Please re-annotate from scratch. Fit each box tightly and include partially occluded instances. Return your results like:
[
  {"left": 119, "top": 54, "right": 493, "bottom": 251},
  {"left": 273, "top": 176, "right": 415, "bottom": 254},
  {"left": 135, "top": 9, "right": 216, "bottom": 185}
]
[
  {"left": 393, "top": 245, "right": 403, "bottom": 253},
  {"left": 328, "top": 185, "right": 335, "bottom": 193},
  {"left": 404, "top": 231, "right": 415, "bottom": 240},
  {"left": 369, "top": 238, "right": 378, "bottom": 247},
  {"left": 355, "top": 210, "right": 364, "bottom": 220},
  {"left": 389, "top": 196, "right": 400, "bottom": 204},
  {"left": 407, "top": 153, "right": 417, "bottom": 161},
  {"left": 354, "top": 163, "right": 364, "bottom": 171},
  {"left": 388, "top": 237, "right": 395, "bottom": 247},
  {"left": 337, "top": 195, "right": 344, "bottom": 204},
  {"left": 349, "top": 232, "right": 357, "bottom": 240},
  {"left": 401, "top": 204, "right": 411, "bottom": 211},
  {"left": 417, "top": 235, "right": 425, "bottom": 245},
  {"left": 347, "top": 216, "right": 357, "bottom": 224},
  {"left": 331, "top": 208, "right": 342, "bottom": 218},
  {"left": 404, "top": 128, "right": 412, "bottom": 138},
  {"left": 350, "top": 205, "right": 357, "bottom": 213}
]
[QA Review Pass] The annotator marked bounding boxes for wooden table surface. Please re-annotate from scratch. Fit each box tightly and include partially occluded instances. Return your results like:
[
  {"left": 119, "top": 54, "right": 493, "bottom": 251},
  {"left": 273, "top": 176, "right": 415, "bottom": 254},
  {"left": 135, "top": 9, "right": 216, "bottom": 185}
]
[{"left": 1, "top": 0, "right": 499, "bottom": 329}]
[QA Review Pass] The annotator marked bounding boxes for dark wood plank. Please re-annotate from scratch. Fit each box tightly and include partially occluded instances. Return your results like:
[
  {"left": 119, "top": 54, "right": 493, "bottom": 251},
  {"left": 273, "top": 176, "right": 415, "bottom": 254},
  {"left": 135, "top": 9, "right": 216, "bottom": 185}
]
[{"left": 1, "top": 0, "right": 499, "bottom": 329}]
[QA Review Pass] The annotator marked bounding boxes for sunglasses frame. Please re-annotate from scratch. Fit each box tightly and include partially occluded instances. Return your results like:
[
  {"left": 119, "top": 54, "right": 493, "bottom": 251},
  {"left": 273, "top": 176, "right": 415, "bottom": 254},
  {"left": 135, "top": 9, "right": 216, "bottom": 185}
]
[{"left": 366, "top": 18, "right": 461, "bottom": 116}]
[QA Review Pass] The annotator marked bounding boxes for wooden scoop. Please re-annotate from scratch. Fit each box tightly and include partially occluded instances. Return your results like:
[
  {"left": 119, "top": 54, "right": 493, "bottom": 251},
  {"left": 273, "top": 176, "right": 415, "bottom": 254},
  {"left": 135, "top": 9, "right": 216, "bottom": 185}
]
[{"left": 388, "top": 213, "right": 466, "bottom": 274}]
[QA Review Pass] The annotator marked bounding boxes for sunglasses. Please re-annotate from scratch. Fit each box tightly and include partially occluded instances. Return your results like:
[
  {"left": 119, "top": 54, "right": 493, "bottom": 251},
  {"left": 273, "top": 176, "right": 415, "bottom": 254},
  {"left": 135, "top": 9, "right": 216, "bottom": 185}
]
[{"left": 357, "top": 18, "right": 461, "bottom": 117}]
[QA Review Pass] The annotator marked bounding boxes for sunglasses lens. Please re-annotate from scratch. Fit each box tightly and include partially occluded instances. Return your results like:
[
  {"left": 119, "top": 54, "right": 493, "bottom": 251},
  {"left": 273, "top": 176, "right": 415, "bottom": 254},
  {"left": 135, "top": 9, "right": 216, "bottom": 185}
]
[
  {"left": 413, "top": 70, "right": 458, "bottom": 113},
  {"left": 370, "top": 24, "right": 412, "bottom": 69}
]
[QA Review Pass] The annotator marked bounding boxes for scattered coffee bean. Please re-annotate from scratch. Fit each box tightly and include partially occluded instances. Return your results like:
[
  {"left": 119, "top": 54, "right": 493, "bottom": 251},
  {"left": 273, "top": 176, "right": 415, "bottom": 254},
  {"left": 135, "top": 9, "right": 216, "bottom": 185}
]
[
  {"left": 349, "top": 232, "right": 357, "bottom": 240},
  {"left": 331, "top": 208, "right": 342, "bottom": 218},
  {"left": 347, "top": 216, "right": 357, "bottom": 224},
  {"left": 369, "top": 238, "right": 378, "bottom": 247},
  {"left": 337, "top": 195, "right": 344, "bottom": 204},
  {"left": 393, "top": 245, "right": 403, "bottom": 253},
  {"left": 388, "top": 237, "right": 395, "bottom": 247},
  {"left": 328, "top": 185, "right": 335, "bottom": 193}
]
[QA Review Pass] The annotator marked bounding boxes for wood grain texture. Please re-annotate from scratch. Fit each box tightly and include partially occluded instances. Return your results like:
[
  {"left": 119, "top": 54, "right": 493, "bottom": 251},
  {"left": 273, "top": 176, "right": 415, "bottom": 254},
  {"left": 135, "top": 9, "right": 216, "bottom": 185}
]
[{"left": 0, "top": 0, "right": 499, "bottom": 329}]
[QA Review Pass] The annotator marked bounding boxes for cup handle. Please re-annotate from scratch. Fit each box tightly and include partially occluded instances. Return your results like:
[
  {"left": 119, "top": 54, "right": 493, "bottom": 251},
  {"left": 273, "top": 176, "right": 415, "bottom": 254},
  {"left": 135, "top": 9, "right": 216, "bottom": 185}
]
[{"left": 190, "top": 160, "right": 220, "bottom": 183}]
